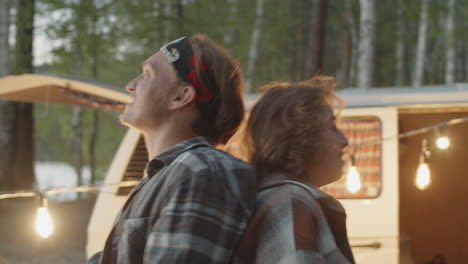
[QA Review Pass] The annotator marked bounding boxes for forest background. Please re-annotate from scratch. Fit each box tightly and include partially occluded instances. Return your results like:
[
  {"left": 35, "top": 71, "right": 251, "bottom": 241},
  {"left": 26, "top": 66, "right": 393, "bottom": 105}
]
[{"left": 0, "top": 0, "right": 465, "bottom": 191}]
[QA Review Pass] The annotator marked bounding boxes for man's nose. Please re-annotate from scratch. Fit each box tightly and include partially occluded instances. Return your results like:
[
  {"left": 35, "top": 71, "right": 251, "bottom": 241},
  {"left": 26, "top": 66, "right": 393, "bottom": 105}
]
[{"left": 126, "top": 78, "right": 136, "bottom": 93}]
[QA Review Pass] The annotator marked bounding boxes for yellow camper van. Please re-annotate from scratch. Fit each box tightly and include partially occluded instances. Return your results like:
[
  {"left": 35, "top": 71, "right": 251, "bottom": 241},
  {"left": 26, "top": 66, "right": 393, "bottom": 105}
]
[{"left": 2, "top": 74, "right": 467, "bottom": 263}]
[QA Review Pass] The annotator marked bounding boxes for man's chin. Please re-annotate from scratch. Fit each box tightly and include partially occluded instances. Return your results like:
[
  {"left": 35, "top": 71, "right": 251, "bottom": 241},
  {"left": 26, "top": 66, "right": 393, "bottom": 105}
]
[{"left": 119, "top": 113, "right": 132, "bottom": 127}]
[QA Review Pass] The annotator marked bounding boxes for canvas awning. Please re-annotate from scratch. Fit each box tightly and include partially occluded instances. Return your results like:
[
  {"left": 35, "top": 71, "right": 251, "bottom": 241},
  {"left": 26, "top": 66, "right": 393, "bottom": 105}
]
[{"left": 0, "top": 74, "right": 131, "bottom": 110}]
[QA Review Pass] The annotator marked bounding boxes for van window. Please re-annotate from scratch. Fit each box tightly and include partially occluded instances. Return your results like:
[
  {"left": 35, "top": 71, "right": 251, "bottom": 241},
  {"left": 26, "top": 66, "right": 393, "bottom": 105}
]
[
  {"left": 117, "top": 136, "right": 148, "bottom": 196},
  {"left": 322, "top": 116, "right": 382, "bottom": 199}
]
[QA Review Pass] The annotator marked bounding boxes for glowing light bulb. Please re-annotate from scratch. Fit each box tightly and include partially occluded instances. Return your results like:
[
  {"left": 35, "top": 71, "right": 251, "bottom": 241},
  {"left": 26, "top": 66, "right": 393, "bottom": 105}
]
[
  {"left": 415, "top": 162, "right": 431, "bottom": 190},
  {"left": 346, "top": 166, "right": 361, "bottom": 193},
  {"left": 35, "top": 207, "right": 54, "bottom": 238},
  {"left": 436, "top": 136, "right": 450, "bottom": 149}
]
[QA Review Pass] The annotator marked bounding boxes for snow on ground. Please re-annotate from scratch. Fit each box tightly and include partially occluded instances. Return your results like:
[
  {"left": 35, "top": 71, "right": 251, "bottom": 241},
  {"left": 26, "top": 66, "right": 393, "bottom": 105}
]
[{"left": 35, "top": 162, "right": 92, "bottom": 201}]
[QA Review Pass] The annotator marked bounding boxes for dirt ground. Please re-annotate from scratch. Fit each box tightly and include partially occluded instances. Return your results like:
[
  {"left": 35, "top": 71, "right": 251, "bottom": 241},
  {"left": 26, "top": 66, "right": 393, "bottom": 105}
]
[{"left": 0, "top": 194, "right": 97, "bottom": 264}]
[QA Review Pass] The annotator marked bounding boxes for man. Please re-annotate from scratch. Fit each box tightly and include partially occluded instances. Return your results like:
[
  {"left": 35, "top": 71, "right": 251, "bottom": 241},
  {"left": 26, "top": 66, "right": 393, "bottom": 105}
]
[{"left": 89, "top": 35, "right": 256, "bottom": 263}]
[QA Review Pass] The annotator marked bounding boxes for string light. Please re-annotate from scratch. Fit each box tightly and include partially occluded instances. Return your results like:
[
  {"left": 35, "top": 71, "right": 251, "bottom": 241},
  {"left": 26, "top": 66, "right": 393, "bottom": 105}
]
[
  {"left": 0, "top": 115, "right": 466, "bottom": 237},
  {"left": 415, "top": 139, "right": 431, "bottom": 190},
  {"left": 346, "top": 154, "right": 361, "bottom": 193},
  {"left": 350, "top": 115, "right": 468, "bottom": 149},
  {"left": 0, "top": 181, "right": 139, "bottom": 239},
  {"left": 435, "top": 128, "right": 450, "bottom": 150},
  {"left": 35, "top": 195, "right": 54, "bottom": 238}
]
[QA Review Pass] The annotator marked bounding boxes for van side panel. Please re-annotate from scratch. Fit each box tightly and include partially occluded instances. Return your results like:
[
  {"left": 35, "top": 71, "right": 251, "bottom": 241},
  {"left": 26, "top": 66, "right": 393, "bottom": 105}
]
[
  {"left": 340, "top": 107, "right": 399, "bottom": 264},
  {"left": 86, "top": 128, "right": 142, "bottom": 258}
]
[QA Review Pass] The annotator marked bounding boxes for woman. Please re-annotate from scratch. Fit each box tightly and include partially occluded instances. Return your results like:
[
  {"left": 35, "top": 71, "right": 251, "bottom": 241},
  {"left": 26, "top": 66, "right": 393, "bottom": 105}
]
[{"left": 234, "top": 77, "right": 355, "bottom": 264}]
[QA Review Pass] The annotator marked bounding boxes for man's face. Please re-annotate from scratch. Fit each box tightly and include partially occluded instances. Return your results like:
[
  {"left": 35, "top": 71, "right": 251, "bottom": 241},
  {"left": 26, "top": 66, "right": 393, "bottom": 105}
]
[{"left": 120, "top": 51, "right": 179, "bottom": 130}]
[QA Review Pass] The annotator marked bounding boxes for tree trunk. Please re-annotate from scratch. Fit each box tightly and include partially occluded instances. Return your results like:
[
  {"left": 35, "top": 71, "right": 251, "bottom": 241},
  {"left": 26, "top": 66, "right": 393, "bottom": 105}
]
[
  {"left": 72, "top": 0, "right": 84, "bottom": 193},
  {"left": 153, "top": 1, "right": 162, "bottom": 47},
  {"left": 456, "top": 40, "right": 464, "bottom": 81},
  {"left": 445, "top": 0, "right": 456, "bottom": 85},
  {"left": 465, "top": 42, "right": 468, "bottom": 81},
  {"left": 412, "top": 0, "right": 429, "bottom": 87},
  {"left": 172, "top": 0, "right": 183, "bottom": 36},
  {"left": 395, "top": 1, "right": 405, "bottom": 86},
  {"left": 9, "top": 0, "right": 35, "bottom": 190},
  {"left": 224, "top": 0, "right": 239, "bottom": 49},
  {"left": 72, "top": 107, "right": 83, "bottom": 188},
  {"left": 89, "top": 0, "right": 99, "bottom": 184},
  {"left": 0, "top": 0, "right": 16, "bottom": 192},
  {"left": 305, "top": 0, "right": 328, "bottom": 78},
  {"left": 0, "top": 0, "right": 9, "bottom": 76},
  {"left": 163, "top": 0, "right": 171, "bottom": 43},
  {"left": 344, "top": 0, "right": 358, "bottom": 87},
  {"left": 357, "top": 0, "right": 376, "bottom": 90},
  {"left": 291, "top": 0, "right": 307, "bottom": 81},
  {"left": 245, "top": 0, "right": 265, "bottom": 93},
  {"left": 89, "top": 110, "right": 99, "bottom": 184},
  {"left": 0, "top": 101, "right": 15, "bottom": 191},
  {"left": 337, "top": 28, "right": 351, "bottom": 89},
  {"left": 0, "top": 0, "right": 16, "bottom": 187},
  {"left": 163, "top": 0, "right": 183, "bottom": 42}
]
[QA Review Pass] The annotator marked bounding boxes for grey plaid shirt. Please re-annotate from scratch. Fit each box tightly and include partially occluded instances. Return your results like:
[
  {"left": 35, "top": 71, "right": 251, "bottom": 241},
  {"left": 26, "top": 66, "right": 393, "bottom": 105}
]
[{"left": 92, "top": 137, "right": 257, "bottom": 264}]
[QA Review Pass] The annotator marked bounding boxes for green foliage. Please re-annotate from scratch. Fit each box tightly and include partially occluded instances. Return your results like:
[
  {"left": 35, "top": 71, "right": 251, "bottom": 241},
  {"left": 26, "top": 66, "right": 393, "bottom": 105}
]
[
  {"left": 34, "top": 104, "right": 126, "bottom": 179},
  {"left": 33, "top": 0, "right": 468, "bottom": 178}
]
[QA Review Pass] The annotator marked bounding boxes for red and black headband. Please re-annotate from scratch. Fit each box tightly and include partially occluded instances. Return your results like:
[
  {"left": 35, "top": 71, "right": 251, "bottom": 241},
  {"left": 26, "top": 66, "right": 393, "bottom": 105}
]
[{"left": 160, "top": 37, "right": 216, "bottom": 103}]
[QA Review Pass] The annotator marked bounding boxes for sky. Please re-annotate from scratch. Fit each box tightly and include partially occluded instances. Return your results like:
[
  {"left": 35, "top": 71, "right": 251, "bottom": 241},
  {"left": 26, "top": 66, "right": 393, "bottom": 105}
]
[{"left": 33, "top": 11, "right": 56, "bottom": 65}]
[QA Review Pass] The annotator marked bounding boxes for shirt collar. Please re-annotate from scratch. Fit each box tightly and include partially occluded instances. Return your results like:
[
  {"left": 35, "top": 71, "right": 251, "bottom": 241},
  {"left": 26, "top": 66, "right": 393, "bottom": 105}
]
[
  {"left": 145, "top": 136, "right": 212, "bottom": 177},
  {"left": 259, "top": 172, "right": 346, "bottom": 214}
]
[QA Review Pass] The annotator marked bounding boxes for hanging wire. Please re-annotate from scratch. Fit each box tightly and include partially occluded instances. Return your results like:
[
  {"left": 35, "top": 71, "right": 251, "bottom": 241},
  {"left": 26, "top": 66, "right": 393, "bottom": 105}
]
[
  {"left": 0, "top": 115, "right": 468, "bottom": 200},
  {"left": 0, "top": 190, "right": 38, "bottom": 200},
  {"left": 349, "top": 115, "right": 468, "bottom": 149},
  {"left": 0, "top": 181, "right": 139, "bottom": 200}
]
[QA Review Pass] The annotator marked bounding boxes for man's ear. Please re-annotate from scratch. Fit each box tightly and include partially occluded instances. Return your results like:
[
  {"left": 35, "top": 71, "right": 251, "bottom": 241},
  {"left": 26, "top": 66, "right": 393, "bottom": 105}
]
[{"left": 168, "top": 85, "right": 196, "bottom": 111}]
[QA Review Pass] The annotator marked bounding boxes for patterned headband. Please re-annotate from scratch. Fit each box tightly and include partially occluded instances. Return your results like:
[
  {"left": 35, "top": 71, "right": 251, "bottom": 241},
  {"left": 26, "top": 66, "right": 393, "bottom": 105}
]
[{"left": 160, "top": 37, "right": 215, "bottom": 103}]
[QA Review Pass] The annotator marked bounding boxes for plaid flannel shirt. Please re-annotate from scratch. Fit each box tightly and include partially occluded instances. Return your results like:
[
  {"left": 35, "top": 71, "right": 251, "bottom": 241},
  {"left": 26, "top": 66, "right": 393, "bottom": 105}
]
[
  {"left": 92, "top": 137, "right": 257, "bottom": 264},
  {"left": 233, "top": 173, "right": 355, "bottom": 264}
]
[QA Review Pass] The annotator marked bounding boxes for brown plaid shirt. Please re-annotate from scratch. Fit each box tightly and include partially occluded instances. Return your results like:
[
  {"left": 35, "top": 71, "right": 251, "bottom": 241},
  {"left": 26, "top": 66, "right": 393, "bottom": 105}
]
[{"left": 233, "top": 173, "right": 355, "bottom": 264}]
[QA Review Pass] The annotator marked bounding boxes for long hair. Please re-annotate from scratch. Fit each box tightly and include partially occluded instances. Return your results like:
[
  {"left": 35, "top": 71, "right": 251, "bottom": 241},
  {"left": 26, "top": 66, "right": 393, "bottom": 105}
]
[{"left": 189, "top": 34, "right": 245, "bottom": 145}]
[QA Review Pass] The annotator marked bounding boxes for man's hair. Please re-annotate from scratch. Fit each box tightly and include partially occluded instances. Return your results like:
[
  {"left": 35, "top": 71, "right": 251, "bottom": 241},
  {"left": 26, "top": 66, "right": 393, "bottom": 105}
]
[
  {"left": 188, "top": 34, "right": 245, "bottom": 145},
  {"left": 242, "top": 76, "right": 338, "bottom": 179}
]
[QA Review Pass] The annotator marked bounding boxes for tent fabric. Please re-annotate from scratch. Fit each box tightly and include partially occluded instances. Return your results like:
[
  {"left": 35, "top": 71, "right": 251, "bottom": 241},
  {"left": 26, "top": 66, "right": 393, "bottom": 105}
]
[{"left": 0, "top": 74, "right": 131, "bottom": 110}]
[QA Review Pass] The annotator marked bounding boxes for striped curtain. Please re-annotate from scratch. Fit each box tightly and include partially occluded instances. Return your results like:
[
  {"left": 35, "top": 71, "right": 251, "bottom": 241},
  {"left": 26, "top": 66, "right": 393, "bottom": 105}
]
[{"left": 322, "top": 117, "right": 382, "bottom": 199}]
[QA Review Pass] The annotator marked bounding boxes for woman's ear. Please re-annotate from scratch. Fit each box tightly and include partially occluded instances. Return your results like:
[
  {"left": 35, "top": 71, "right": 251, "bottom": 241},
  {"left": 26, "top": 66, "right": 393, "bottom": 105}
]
[{"left": 168, "top": 85, "right": 196, "bottom": 111}]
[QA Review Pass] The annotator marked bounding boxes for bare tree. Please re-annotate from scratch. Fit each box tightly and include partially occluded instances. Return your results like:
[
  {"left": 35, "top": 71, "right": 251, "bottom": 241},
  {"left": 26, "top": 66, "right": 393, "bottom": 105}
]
[
  {"left": 395, "top": 0, "right": 405, "bottom": 86},
  {"left": 163, "top": 0, "right": 183, "bottom": 42},
  {"left": 344, "top": 0, "right": 358, "bottom": 87},
  {"left": 72, "top": 0, "right": 86, "bottom": 191},
  {"left": 72, "top": 106, "right": 84, "bottom": 188},
  {"left": 89, "top": 0, "right": 100, "bottom": 184},
  {"left": 11, "top": 0, "right": 35, "bottom": 190},
  {"left": 357, "top": 0, "right": 376, "bottom": 90},
  {"left": 163, "top": 0, "right": 172, "bottom": 42},
  {"left": 89, "top": 109, "right": 99, "bottom": 184},
  {"left": 305, "top": 0, "right": 328, "bottom": 78},
  {"left": 245, "top": 0, "right": 265, "bottom": 93},
  {"left": 0, "top": 0, "right": 9, "bottom": 76},
  {"left": 445, "top": 0, "right": 456, "bottom": 85},
  {"left": 0, "top": 0, "right": 17, "bottom": 191},
  {"left": 291, "top": 0, "right": 307, "bottom": 81},
  {"left": 224, "top": 0, "right": 239, "bottom": 48},
  {"left": 412, "top": 0, "right": 429, "bottom": 87}
]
